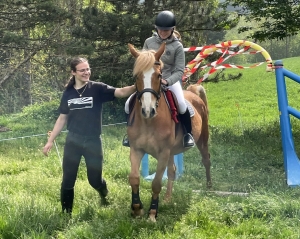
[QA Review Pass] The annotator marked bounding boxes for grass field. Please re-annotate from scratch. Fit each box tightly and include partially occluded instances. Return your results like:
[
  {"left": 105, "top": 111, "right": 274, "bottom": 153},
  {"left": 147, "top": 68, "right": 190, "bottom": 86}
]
[{"left": 1, "top": 58, "right": 300, "bottom": 238}]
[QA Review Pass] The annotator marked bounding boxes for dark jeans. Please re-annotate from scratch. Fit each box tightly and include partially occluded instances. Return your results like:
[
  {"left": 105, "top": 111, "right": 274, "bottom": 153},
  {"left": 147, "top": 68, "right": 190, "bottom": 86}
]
[{"left": 61, "top": 131, "right": 106, "bottom": 190}]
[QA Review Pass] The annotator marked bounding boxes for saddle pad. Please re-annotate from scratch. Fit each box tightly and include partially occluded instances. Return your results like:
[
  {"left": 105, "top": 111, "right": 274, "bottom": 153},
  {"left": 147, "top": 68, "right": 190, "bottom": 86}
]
[{"left": 185, "top": 99, "right": 195, "bottom": 117}]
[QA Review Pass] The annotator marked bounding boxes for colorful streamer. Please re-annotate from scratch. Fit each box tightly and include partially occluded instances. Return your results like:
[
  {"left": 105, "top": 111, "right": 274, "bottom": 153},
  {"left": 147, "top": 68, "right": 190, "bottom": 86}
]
[{"left": 183, "top": 40, "right": 273, "bottom": 84}]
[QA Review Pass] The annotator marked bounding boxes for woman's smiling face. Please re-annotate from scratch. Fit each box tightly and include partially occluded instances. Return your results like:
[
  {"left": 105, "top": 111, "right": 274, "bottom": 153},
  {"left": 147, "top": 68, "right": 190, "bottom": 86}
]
[{"left": 72, "top": 62, "right": 91, "bottom": 83}]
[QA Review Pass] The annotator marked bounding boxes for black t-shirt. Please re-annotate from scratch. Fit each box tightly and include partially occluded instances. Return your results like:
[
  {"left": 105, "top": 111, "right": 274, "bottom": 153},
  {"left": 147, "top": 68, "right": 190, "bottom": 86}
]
[{"left": 59, "top": 81, "right": 116, "bottom": 136}]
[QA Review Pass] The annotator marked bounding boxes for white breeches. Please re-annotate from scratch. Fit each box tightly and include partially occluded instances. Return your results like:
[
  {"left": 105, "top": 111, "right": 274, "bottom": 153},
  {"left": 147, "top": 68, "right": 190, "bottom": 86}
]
[
  {"left": 167, "top": 81, "right": 187, "bottom": 114},
  {"left": 124, "top": 81, "right": 187, "bottom": 114}
]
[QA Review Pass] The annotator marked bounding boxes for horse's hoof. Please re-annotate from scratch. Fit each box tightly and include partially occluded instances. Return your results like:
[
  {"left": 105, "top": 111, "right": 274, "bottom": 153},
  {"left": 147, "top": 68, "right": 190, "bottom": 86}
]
[
  {"left": 131, "top": 204, "right": 144, "bottom": 218},
  {"left": 148, "top": 216, "right": 156, "bottom": 222},
  {"left": 148, "top": 209, "right": 157, "bottom": 222},
  {"left": 163, "top": 195, "right": 172, "bottom": 203}
]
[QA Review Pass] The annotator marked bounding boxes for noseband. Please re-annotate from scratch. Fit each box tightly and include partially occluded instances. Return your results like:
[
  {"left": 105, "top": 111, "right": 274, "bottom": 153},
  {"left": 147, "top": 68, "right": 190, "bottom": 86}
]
[{"left": 136, "top": 61, "right": 162, "bottom": 105}]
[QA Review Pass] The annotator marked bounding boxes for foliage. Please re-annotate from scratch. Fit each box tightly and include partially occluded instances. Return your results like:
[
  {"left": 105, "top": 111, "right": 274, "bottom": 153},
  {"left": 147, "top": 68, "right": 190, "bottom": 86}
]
[
  {"left": 0, "top": 0, "right": 73, "bottom": 103},
  {"left": 2, "top": 0, "right": 300, "bottom": 125},
  {"left": 0, "top": 100, "right": 60, "bottom": 135},
  {"left": 0, "top": 0, "right": 235, "bottom": 114},
  {"left": 223, "top": 15, "right": 300, "bottom": 64},
  {"left": 222, "top": 0, "right": 300, "bottom": 41},
  {"left": 20, "top": 100, "right": 60, "bottom": 122}
]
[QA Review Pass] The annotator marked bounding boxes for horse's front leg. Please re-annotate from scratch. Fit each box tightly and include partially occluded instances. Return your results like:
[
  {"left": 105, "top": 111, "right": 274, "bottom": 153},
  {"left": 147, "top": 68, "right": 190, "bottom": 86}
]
[
  {"left": 129, "top": 149, "right": 145, "bottom": 218},
  {"left": 164, "top": 155, "right": 176, "bottom": 202},
  {"left": 149, "top": 153, "right": 170, "bottom": 222}
]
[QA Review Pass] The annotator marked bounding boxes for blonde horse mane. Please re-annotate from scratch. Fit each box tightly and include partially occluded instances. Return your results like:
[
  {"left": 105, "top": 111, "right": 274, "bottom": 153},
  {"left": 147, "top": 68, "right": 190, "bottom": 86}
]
[{"left": 133, "top": 50, "right": 163, "bottom": 76}]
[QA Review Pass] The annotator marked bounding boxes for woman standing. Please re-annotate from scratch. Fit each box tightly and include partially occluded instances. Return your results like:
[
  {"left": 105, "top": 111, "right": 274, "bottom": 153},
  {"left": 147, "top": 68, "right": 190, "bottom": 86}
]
[{"left": 43, "top": 57, "right": 135, "bottom": 214}]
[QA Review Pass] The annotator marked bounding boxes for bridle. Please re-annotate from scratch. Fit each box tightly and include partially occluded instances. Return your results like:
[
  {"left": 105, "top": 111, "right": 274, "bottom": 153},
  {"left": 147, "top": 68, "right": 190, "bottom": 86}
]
[{"left": 136, "top": 61, "right": 162, "bottom": 107}]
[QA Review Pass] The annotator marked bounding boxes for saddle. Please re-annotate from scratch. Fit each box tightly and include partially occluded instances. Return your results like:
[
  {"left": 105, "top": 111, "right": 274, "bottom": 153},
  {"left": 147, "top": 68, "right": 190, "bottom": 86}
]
[{"left": 163, "top": 89, "right": 195, "bottom": 119}]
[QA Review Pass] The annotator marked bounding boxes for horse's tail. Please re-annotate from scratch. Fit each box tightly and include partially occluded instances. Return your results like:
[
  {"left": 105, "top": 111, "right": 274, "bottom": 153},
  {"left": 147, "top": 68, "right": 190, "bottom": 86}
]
[
  {"left": 186, "top": 84, "right": 208, "bottom": 109},
  {"left": 186, "top": 83, "right": 210, "bottom": 150}
]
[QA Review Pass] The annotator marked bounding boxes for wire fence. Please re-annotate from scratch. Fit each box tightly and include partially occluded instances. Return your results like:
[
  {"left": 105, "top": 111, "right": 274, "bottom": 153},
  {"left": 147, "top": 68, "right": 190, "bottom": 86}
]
[{"left": 0, "top": 122, "right": 127, "bottom": 142}]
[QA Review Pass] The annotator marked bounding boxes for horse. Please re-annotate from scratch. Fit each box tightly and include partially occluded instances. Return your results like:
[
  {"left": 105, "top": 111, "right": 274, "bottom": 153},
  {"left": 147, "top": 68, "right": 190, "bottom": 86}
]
[{"left": 127, "top": 42, "right": 211, "bottom": 222}]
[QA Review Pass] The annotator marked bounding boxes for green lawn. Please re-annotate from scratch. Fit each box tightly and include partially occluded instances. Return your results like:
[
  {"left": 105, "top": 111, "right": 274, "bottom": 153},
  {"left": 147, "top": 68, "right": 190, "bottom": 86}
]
[{"left": 1, "top": 58, "right": 300, "bottom": 238}]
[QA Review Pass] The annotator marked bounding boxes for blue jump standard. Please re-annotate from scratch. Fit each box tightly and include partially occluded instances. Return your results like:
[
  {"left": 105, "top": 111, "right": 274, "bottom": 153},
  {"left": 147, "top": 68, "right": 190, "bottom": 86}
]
[
  {"left": 275, "top": 60, "right": 300, "bottom": 186},
  {"left": 141, "top": 153, "right": 184, "bottom": 181}
]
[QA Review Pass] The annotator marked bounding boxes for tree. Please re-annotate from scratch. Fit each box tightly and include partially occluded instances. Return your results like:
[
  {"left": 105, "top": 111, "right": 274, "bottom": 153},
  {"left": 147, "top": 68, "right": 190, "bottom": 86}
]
[
  {"left": 0, "top": 0, "right": 73, "bottom": 111},
  {"left": 70, "top": 0, "right": 238, "bottom": 86},
  {"left": 222, "top": 0, "right": 300, "bottom": 41},
  {"left": 0, "top": 0, "right": 237, "bottom": 115}
]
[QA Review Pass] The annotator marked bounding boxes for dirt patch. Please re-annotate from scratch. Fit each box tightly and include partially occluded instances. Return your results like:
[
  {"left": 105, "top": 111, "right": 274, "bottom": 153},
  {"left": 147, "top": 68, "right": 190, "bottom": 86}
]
[{"left": 0, "top": 126, "right": 11, "bottom": 132}]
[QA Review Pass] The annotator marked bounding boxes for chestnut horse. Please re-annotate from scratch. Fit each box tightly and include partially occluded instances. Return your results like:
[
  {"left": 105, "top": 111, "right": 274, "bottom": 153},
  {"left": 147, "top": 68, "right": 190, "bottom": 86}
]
[{"left": 127, "top": 43, "right": 211, "bottom": 222}]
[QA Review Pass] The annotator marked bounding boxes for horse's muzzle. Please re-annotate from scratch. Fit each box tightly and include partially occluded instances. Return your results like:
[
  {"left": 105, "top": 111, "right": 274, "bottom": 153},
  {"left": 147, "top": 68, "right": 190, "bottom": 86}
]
[{"left": 141, "top": 107, "right": 156, "bottom": 118}]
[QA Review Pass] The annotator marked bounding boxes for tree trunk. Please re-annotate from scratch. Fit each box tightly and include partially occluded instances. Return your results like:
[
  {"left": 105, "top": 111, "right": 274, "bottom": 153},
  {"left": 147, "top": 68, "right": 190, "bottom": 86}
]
[{"left": 21, "top": 27, "right": 31, "bottom": 106}]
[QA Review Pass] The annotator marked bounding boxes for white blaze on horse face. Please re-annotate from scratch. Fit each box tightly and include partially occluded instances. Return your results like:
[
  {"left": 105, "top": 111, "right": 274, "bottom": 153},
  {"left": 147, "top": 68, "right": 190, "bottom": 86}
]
[{"left": 142, "top": 68, "right": 157, "bottom": 118}]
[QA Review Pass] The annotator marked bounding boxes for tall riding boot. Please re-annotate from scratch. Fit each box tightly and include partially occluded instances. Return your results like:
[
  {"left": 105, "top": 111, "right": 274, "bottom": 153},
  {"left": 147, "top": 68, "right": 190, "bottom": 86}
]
[
  {"left": 179, "top": 109, "right": 195, "bottom": 148},
  {"left": 61, "top": 188, "right": 74, "bottom": 214},
  {"left": 122, "top": 113, "right": 130, "bottom": 147},
  {"left": 96, "top": 179, "right": 109, "bottom": 206}
]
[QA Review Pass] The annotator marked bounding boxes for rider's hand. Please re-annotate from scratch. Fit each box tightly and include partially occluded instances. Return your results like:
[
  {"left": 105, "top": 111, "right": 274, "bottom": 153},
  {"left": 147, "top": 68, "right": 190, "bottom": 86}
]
[{"left": 161, "top": 79, "right": 168, "bottom": 86}]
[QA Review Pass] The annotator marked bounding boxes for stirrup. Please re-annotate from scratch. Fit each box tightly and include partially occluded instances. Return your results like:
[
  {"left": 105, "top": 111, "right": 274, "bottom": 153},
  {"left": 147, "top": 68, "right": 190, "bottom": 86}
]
[
  {"left": 122, "top": 135, "right": 130, "bottom": 147},
  {"left": 183, "top": 133, "right": 195, "bottom": 148}
]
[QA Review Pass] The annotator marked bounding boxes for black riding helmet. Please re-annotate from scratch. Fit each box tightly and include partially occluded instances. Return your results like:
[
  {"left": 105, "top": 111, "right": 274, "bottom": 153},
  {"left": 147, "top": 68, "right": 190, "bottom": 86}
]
[{"left": 155, "top": 10, "right": 176, "bottom": 30}]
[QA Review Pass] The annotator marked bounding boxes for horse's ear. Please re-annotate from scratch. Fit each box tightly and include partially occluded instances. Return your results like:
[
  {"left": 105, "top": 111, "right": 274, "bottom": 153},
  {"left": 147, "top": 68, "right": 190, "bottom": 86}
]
[
  {"left": 155, "top": 42, "right": 166, "bottom": 61},
  {"left": 128, "top": 43, "right": 140, "bottom": 58}
]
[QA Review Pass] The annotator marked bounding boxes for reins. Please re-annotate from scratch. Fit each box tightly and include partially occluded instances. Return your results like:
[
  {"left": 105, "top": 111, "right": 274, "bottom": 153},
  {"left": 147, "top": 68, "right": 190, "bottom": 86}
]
[{"left": 136, "top": 88, "right": 161, "bottom": 101}]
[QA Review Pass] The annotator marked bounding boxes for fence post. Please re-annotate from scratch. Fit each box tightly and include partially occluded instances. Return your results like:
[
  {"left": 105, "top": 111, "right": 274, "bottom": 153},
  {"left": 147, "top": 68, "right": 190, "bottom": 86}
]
[
  {"left": 141, "top": 154, "right": 149, "bottom": 178},
  {"left": 275, "top": 60, "right": 300, "bottom": 186}
]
